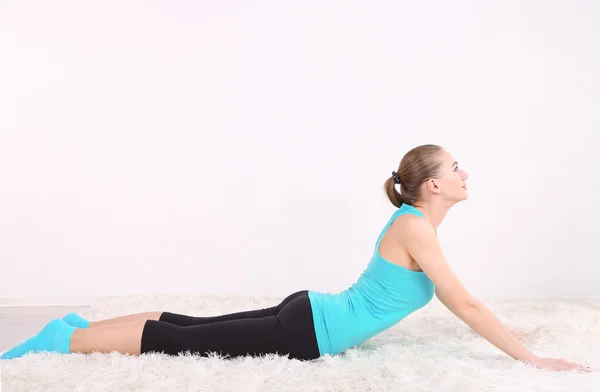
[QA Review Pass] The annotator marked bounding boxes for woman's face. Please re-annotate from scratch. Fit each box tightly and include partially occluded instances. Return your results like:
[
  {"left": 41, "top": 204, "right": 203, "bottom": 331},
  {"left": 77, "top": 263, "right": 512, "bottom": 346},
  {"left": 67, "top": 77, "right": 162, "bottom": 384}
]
[{"left": 432, "top": 149, "right": 469, "bottom": 202}]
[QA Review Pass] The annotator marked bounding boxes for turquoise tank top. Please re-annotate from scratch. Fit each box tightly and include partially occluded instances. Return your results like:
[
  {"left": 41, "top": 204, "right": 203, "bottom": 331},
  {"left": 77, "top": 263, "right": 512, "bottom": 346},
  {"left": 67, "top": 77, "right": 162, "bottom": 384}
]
[{"left": 307, "top": 203, "right": 436, "bottom": 356}]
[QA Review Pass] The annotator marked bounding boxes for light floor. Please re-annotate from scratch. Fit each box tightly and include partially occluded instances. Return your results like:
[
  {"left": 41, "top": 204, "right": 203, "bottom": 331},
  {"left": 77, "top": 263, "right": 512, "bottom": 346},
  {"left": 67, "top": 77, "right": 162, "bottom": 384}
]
[{"left": 0, "top": 306, "right": 87, "bottom": 351}]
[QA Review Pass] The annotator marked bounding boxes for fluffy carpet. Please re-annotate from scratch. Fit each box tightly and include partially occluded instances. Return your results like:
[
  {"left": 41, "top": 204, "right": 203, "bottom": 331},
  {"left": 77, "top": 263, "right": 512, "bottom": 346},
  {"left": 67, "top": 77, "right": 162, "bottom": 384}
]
[{"left": 1, "top": 294, "right": 598, "bottom": 392}]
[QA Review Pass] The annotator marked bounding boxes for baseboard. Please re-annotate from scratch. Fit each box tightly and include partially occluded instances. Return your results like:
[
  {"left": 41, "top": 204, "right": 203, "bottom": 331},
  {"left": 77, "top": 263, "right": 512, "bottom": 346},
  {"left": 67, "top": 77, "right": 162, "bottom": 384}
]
[{"left": 0, "top": 295, "right": 103, "bottom": 307}]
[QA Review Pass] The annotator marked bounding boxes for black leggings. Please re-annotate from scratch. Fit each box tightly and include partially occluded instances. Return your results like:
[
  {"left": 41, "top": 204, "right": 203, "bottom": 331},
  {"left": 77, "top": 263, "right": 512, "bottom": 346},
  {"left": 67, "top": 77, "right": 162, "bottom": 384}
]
[{"left": 140, "top": 290, "right": 321, "bottom": 361}]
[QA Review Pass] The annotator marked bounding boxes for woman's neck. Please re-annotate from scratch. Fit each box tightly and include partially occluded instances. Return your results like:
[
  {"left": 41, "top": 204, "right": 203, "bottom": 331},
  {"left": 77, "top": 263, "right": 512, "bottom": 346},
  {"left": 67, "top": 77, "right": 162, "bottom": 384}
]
[{"left": 411, "top": 200, "right": 453, "bottom": 230}]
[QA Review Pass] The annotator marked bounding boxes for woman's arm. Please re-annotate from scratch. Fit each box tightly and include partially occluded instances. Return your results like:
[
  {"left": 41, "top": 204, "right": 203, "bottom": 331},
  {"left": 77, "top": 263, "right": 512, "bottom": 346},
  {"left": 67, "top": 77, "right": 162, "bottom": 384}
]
[
  {"left": 439, "top": 293, "right": 536, "bottom": 362},
  {"left": 443, "top": 295, "right": 590, "bottom": 372},
  {"left": 399, "top": 215, "right": 537, "bottom": 362},
  {"left": 400, "top": 215, "right": 590, "bottom": 372}
]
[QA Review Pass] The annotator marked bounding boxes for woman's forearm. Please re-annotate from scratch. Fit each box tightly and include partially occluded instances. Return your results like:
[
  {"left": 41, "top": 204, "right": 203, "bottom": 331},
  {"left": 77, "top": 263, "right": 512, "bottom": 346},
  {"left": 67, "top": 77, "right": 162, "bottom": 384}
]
[{"left": 457, "top": 301, "right": 538, "bottom": 363}]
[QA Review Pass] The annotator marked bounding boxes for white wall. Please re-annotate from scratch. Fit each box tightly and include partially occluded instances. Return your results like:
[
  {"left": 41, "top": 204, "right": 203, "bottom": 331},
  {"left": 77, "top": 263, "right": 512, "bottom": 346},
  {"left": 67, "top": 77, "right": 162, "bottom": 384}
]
[{"left": 1, "top": 0, "right": 599, "bottom": 303}]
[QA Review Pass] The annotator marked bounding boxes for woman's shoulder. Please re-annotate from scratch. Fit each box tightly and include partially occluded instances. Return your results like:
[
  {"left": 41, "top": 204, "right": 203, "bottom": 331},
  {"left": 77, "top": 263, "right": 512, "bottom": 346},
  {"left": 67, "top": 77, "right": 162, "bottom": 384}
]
[{"left": 390, "top": 211, "right": 435, "bottom": 239}]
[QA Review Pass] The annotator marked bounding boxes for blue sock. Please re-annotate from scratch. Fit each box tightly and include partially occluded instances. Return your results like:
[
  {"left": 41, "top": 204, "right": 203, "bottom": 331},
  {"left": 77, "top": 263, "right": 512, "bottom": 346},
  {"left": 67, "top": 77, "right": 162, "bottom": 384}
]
[
  {"left": 63, "top": 312, "right": 89, "bottom": 328},
  {"left": 1, "top": 319, "right": 76, "bottom": 360}
]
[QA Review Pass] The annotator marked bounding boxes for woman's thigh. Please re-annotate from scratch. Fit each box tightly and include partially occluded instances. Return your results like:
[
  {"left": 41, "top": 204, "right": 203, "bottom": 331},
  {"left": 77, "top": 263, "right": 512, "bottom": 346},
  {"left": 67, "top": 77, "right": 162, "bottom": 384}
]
[
  {"left": 159, "top": 290, "right": 309, "bottom": 326},
  {"left": 141, "top": 292, "right": 320, "bottom": 360}
]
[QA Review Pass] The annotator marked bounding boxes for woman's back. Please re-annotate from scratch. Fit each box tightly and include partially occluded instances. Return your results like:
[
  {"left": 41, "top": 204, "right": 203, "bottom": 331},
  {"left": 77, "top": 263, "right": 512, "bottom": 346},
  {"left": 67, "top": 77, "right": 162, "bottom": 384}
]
[{"left": 307, "top": 204, "right": 435, "bottom": 356}]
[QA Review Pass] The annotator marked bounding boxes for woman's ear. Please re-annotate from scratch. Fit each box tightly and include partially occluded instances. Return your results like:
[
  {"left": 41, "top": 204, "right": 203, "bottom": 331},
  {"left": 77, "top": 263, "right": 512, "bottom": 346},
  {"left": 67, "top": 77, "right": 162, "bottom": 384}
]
[{"left": 426, "top": 178, "right": 442, "bottom": 194}]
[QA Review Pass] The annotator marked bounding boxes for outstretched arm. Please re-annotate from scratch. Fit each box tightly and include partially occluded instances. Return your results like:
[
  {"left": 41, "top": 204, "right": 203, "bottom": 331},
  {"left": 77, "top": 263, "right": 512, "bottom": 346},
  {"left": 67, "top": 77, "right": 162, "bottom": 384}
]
[
  {"left": 400, "top": 215, "right": 590, "bottom": 372},
  {"left": 436, "top": 289, "right": 536, "bottom": 362},
  {"left": 399, "top": 216, "right": 536, "bottom": 363}
]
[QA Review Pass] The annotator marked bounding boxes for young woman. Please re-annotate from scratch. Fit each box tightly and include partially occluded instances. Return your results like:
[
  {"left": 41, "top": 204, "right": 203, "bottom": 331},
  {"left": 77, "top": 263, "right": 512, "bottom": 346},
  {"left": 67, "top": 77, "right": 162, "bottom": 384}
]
[{"left": 1, "top": 144, "right": 591, "bottom": 373}]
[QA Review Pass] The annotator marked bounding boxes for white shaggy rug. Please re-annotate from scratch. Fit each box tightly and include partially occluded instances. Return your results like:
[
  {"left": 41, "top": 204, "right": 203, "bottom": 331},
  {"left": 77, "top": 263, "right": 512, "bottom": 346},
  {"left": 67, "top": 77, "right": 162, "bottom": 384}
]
[{"left": 1, "top": 294, "right": 599, "bottom": 392}]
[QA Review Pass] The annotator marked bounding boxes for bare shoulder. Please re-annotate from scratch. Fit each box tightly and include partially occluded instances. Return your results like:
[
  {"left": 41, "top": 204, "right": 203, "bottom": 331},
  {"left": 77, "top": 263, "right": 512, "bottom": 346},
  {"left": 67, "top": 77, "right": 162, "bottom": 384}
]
[
  {"left": 394, "top": 212, "right": 477, "bottom": 309},
  {"left": 393, "top": 213, "right": 436, "bottom": 241}
]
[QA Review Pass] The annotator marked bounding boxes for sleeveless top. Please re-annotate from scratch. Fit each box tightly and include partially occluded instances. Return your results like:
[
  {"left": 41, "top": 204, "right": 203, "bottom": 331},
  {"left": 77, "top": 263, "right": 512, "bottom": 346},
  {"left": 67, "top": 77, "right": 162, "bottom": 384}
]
[{"left": 307, "top": 203, "right": 436, "bottom": 356}]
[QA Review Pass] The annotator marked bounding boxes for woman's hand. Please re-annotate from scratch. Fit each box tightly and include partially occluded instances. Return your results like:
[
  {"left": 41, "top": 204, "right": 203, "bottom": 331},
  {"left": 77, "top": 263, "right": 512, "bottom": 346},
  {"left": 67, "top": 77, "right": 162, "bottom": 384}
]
[
  {"left": 530, "top": 356, "right": 592, "bottom": 373},
  {"left": 509, "top": 331, "right": 592, "bottom": 372}
]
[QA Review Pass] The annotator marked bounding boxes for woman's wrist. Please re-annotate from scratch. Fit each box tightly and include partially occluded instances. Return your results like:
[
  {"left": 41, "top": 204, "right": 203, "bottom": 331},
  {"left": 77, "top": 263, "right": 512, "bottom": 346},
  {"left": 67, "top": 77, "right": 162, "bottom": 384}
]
[{"left": 519, "top": 353, "right": 539, "bottom": 364}]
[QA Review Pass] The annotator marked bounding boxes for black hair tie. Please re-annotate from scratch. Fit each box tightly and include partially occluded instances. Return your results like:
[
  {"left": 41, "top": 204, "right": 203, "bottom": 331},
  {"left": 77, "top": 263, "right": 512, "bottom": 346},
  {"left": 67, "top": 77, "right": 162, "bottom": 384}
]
[{"left": 391, "top": 171, "right": 401, "bottom": 184}]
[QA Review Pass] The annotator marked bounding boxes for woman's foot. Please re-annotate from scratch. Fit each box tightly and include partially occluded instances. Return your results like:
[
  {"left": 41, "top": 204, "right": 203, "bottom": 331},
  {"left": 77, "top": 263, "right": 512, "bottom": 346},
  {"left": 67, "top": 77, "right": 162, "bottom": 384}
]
[{"left": 1, "top": 319, "right": 75, "bottom": 360}]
